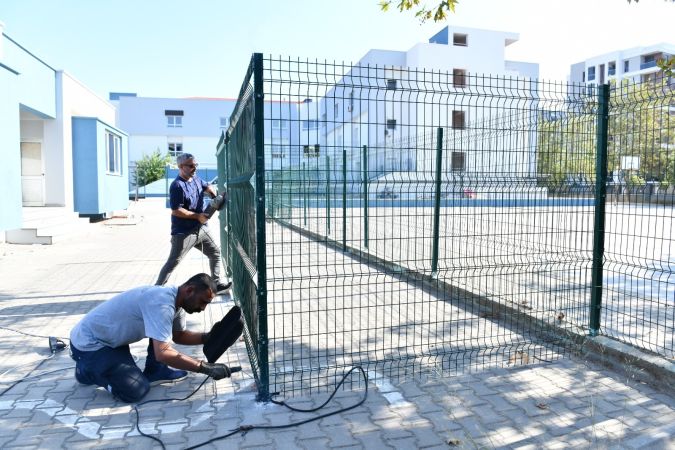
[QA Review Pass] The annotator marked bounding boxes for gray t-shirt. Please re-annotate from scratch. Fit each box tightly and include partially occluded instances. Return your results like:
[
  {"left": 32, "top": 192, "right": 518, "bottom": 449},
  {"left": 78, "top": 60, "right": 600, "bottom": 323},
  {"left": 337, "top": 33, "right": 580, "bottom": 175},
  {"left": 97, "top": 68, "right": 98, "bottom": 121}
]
[{"left": 70, "top": 285, "right": 187, "bottom": 351}]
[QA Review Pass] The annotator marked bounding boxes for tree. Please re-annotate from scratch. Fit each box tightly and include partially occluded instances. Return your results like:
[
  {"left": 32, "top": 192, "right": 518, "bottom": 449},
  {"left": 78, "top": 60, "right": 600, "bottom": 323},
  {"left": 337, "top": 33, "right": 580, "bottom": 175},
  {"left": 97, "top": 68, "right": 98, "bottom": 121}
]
[
  {"left": 382, "top": 0, "right": 674, "bottom": 23},
  {"left": 134, "top": 149, "right": 172, "bottom": 187}
]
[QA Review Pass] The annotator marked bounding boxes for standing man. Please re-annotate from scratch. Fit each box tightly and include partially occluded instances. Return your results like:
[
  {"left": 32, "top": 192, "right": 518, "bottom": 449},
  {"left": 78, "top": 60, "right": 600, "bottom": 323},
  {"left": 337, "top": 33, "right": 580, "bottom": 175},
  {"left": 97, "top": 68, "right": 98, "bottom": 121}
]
[
  {"left": 70, "top": 273, "right": 238, "bottom": 403},
  {"left": 156, "top": 153, "right": 231, "bottom": 294}
]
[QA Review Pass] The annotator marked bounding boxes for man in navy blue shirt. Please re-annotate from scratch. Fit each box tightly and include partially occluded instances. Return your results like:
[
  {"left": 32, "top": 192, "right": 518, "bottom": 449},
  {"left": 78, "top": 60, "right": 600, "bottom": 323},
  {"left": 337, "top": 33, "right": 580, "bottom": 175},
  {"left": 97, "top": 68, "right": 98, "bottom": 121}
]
[{"left": 156, "top": 153, "right": 231, "bottom": 294}]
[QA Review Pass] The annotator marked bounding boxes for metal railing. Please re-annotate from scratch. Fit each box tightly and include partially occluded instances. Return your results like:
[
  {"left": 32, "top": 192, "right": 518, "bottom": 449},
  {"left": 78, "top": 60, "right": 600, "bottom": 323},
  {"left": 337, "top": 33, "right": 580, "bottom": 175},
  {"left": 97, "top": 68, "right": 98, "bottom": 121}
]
[{"left": 220, "top": 54, "right": 674, "bottom": 400}]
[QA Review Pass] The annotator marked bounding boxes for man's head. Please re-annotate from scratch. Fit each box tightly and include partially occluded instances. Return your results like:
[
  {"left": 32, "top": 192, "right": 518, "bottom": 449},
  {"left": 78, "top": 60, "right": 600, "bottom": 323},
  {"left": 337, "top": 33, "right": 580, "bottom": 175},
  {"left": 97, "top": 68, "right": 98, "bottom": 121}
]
[
  {"left": 177, "top": 153, "right": 198, "bottom": 179},
  {"left": 180, "top": 273, "right": 216, "bottom": 314}
]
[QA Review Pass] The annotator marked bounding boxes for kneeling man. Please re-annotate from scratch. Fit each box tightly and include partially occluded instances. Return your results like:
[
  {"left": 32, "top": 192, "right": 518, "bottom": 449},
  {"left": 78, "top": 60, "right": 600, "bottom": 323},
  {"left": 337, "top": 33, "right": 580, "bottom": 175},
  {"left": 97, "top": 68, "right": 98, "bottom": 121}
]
[{"left": 70, "top": 273, "right": 237, "bottom": 402}]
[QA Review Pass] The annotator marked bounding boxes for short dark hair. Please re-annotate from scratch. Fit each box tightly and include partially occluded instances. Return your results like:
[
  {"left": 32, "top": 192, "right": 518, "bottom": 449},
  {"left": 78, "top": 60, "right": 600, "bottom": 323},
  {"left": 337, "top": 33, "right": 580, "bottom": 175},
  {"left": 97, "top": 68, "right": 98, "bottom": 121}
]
[{"left": 183, "top": 273, "right": 216, "bottom": 294}]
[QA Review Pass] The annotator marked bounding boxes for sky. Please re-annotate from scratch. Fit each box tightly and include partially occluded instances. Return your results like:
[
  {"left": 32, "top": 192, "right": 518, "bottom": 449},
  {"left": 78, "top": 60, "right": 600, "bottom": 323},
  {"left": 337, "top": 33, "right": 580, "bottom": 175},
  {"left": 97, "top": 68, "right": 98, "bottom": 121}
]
[{"left": 1, "top": 0, "right": 674, "bottom": 100}]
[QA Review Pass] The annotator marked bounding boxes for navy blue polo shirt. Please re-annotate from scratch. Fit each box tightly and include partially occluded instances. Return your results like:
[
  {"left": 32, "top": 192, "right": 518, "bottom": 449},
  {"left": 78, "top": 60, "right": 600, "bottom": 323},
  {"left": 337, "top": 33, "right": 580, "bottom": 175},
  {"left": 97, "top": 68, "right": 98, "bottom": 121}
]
[{"left": 169, "top": 175, "right": 209, "bottom": 235}]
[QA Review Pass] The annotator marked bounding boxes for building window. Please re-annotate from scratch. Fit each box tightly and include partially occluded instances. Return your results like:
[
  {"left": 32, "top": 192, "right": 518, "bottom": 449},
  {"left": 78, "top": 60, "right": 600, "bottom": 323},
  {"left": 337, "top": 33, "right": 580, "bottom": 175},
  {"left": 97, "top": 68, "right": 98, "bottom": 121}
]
[
  {"left": 168, "top": 142, "right": 183, "bottom": 158},
  {"left": 220, "top": 117, "right": 229, "bottom": 129},
  {"left": 587, "top": 66, "right": 596, "bottom": 81},
  {"left": 624, "top": 60, "right": 630, "bottom": 73},
  {"left": 303, "top": 144, "right": 320, "bottom": 157},
  {"left": 165, "top": 110, "right": 183, "bottom": 128},
  {"left": 608, "top": 61, "right": 616, "bottom": 76},
  {"left": 321, "top": 113, "right": 327, "bottom": 128},
  {"left": 453, "top": 33, "right": 468, "bottom": 46},
  {"left": 334, "top": 102, "right": 339, "bottom": 118},
  {"left": 451, "top": 152, "right": 465, "bottom": 171},
  {"left": 453, "top": 69, "right": 467, "bottom": 87},
  {"left": 452, "top": 110, "right": 465, "bottom": 129},
  {"left": 271, "top": 119, "right": 288, "bottom": 130},
  {"left": 387, "top": 119, "right": 397, "bottom": 130},
  {"left": 582, "top": 71, "right": 585, "bottom": 82},
  {"left": 106, "top": 131, "right": 122, "bottom": 175},
  {"left": 302, "top": 120, "right": 319, "bottom": 130}
]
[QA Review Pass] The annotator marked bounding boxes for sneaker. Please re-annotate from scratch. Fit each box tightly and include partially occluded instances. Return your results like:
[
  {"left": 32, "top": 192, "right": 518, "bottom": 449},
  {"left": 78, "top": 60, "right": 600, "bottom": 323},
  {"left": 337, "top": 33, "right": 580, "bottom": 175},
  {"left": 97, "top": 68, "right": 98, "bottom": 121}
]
[
  {"left": 143, "top": 364, "right": 188, "bottom": 386},
  {"left": 216, "top": 281, "right": 232, "bottom": 294}
]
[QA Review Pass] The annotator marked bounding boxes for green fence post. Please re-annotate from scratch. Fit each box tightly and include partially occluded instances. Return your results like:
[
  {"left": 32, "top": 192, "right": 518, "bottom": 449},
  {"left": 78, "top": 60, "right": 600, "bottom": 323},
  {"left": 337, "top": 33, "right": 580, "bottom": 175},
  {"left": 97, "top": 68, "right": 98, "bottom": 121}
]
[
  {"left": 590, "top": 84, "right": 610, "bottom": 336},
  {"left": 252, "top": 53, "right": 269, "bottom": 402},
  {"left": 326, "top": 155, "right": 331, "bottom": 235},
  {"left": 363, "top": 145, "right": 369, "bottom": 248},
  {"left": 342, "top": 148, "right": 347, "bottom": 249},
  {"left": 431, "top": 127, "right": 444, "bottom": 276},
  {"left": 303, "top": 162, "right": 307, "bottom": 226}
]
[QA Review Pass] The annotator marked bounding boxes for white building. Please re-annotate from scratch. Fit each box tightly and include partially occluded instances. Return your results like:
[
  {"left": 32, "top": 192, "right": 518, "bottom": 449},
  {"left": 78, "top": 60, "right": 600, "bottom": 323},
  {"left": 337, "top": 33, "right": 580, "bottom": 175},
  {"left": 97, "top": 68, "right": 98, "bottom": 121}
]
[
  {"left": 569, "top": 43, "right": 675, "bottom": 85},
  {"left": 111, "top": 93, "right": 237, "bottom": 172}
]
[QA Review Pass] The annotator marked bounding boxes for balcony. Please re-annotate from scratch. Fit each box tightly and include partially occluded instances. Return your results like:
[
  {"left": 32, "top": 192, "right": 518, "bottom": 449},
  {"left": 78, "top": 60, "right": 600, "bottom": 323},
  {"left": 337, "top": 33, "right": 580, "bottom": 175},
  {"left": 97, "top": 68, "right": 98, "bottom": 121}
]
[{"left": 640, "top": 60, "right": 658, "bottom": 70}]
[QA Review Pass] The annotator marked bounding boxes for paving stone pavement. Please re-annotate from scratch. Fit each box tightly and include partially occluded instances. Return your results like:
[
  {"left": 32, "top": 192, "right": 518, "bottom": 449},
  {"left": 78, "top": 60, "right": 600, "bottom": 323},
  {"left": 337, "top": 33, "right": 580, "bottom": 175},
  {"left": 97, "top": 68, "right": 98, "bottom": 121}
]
[{"left": 0, "top": 198, "right": 673, "bottom": 449}]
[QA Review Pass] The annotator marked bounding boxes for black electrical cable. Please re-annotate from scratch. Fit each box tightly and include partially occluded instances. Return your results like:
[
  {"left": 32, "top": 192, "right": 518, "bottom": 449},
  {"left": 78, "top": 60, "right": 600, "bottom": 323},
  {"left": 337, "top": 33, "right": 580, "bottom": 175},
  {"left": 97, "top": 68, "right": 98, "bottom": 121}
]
[
  {"left": 0, "top": 325, "right": 71, "bottom": 342},
  {"left": 132, "top": 366, "right": 368, "bottom": 449}
]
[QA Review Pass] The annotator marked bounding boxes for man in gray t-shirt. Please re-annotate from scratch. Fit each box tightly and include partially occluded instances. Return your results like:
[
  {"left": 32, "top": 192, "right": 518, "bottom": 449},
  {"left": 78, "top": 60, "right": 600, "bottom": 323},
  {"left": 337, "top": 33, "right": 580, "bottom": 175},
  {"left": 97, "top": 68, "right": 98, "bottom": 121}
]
[{"left": 70, "top": 273, "right": 237, "bottom": 402}]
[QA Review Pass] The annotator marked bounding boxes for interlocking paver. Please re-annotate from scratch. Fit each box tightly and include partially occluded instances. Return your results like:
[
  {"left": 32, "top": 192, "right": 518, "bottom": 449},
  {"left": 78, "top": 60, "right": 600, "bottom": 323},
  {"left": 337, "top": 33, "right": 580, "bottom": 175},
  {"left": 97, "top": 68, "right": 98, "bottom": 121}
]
[{"left": 0, "top": 198, "right": 673, "bottom": 449}]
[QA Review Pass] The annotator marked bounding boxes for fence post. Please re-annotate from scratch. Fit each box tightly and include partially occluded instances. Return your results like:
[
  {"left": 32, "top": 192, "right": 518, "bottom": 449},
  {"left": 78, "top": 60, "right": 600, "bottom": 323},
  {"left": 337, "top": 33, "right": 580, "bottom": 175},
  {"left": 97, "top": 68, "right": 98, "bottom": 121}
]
[
  {"left": 326, "top": 155, "right": 331, "bottom": 235},
  {"left": 342, "top": 148, "right": 347, "bottom": 249},
  {"left": 363, "top": 145, "right": 369, "bottom": 248},
  {"left": 252, "top": 53, "right": 270, "bottom": 401},
  {"left": 431, "top": 127, "right": 444, "bottom": 276},
  {"left": 303, "top": 162, "right": 307, "bottom": 226},
  {"left": 590, "top": 84, "right": 610, "bottom": 336}
]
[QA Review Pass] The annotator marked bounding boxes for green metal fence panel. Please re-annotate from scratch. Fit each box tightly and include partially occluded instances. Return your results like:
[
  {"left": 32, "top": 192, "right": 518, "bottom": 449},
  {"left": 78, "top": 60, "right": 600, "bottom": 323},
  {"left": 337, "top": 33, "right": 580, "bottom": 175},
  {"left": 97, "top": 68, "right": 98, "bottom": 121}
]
[
  {"left": 223, "top": 54, "right": 673, "bottom": 398},
  {"left": 602, "top": 79, "right": 675, "bottom": 358}
]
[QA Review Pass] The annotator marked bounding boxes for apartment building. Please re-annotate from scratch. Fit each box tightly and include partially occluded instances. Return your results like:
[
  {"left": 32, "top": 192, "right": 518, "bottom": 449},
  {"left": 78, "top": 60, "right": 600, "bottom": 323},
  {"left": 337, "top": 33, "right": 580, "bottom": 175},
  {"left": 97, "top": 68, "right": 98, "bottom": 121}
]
[{"left": 570, "top": 43, "right": 675, "bottom": 85}]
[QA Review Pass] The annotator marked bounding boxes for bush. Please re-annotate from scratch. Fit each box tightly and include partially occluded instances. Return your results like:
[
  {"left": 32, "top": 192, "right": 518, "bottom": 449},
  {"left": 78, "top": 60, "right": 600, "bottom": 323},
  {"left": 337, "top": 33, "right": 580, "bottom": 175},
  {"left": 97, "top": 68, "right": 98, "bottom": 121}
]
[{"left": 135, "top": 150, "right": 172, "bottom": 187}]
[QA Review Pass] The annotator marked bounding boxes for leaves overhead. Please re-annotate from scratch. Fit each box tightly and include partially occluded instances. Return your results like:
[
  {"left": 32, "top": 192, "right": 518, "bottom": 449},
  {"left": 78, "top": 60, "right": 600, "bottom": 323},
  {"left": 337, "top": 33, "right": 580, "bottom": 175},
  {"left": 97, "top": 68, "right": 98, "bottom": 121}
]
[{"left": 379, "top": 0, "right": 459, "bottom": 22}]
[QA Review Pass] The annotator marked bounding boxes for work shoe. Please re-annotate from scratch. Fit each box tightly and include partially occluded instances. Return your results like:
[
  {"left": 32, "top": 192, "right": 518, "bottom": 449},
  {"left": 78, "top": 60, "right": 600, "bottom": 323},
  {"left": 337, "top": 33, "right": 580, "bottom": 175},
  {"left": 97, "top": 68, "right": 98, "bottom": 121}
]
[
  {"left": 143, "top": 364, "right": 188, "bottom": 386},
  {"left": 216, "top": 281, "right": 232, "bottom": 294},
  {"left": 75, "top": 366, "right": 94, "bottom": 385}
]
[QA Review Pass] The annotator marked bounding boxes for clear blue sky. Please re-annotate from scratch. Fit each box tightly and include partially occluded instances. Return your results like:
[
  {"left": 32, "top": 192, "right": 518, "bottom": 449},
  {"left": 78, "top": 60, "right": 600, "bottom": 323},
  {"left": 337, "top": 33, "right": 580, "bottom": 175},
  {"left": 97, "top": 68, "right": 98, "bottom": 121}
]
[{"left": 1, "top": 0, "right": 673, "bottom": 99}]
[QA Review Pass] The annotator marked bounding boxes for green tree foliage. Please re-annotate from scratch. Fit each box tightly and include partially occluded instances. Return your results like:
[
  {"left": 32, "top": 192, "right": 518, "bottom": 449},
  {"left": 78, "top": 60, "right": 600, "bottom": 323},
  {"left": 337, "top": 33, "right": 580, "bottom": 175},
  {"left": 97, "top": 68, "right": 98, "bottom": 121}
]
[
  {"left": 538, "top": 79, "right": 675, "bottom": 190},
  {"left": 134, "top": 149, "right": 172, "bottom": 187},
  {"left": 379, "top": 0, "right": 458, "bottom": 22}
]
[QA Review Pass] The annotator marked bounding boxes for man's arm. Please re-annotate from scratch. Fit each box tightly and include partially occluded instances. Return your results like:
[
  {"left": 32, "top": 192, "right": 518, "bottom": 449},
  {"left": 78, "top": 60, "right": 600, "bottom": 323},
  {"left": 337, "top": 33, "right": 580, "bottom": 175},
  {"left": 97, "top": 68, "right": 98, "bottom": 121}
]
[
  {"left": 173, "top": 329, "right": 205, "bottom": 346},
  {"left": 152, "top": 339, "right": 203, "bottom": 372},
  {"left": 204, "top": 184, "right": 217, "bottom": 199},
  {"left": 171, "top": 207, "right": 208, "bottom": 224}
]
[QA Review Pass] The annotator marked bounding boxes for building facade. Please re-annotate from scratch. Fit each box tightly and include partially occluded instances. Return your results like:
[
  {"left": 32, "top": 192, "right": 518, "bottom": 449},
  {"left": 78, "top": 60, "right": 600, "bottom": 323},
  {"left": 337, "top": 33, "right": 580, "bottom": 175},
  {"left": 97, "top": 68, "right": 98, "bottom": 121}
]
[{"left": 569, "top": 43, "right": 675, "bottom": 85}]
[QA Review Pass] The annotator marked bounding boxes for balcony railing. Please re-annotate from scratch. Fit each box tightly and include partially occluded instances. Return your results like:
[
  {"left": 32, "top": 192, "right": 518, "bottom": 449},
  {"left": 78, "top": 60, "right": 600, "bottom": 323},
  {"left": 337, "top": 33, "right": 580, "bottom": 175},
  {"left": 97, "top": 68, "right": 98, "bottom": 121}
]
[{"left": 640, "top": 60, "right": 658, "bottom": 70}]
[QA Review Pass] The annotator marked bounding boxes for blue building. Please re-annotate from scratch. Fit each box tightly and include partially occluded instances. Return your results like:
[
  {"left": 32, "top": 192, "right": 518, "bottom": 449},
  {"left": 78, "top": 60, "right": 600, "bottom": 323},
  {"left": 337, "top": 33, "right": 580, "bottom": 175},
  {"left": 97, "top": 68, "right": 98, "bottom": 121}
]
[{"left": 0, "top": 21, "right": 129, "bottom": 243}]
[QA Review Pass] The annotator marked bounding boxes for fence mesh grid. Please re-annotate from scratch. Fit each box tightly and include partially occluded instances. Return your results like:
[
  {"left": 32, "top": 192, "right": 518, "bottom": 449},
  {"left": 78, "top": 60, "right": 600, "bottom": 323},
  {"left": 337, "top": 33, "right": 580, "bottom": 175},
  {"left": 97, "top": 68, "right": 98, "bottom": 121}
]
[{"left": 222, "top": 54, "right": 674, "bottom": 398}]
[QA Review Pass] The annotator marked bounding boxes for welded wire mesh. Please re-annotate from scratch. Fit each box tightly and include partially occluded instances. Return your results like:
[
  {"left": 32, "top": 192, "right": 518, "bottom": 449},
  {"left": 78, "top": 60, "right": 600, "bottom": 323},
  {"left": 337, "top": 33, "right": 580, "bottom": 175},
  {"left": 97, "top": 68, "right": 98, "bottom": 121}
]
[
  {"left": 603, "top": 79, "right": 675, "bottom": 358},
  {"left": 222, "top": 54, "right": 674, "bottom": 398}
]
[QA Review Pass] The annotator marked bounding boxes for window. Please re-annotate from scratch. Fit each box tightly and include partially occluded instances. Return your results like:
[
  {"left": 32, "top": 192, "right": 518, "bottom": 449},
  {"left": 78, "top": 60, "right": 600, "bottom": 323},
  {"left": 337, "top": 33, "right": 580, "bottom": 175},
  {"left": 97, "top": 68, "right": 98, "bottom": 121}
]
[
  {"left": 608, "top": 61, "right": 616, "bottom": 76},
  {"left": 453, "top": 33, "right": 468, "bottom": 46},
  {"left": 106, "top": 131, "right": 122, "bottom": 175},
  {"left": 165, "top": 110, "right": 183, "bottom": 128},
  {"left": 387, "top": 119, "right": 397, "bottom": 130},
  {"left": 582, "top": 71, "right": 585, "bottom": 82},
  {"left": 453, "top": 69, "right": 467, "bottom": 87},
  {"left": 168, "top": 142, "right": 183, "bottom": 158},
  {"left": 452, "top": 110, "right": 465, "bottom": 129},
  {"left": 624, "top": 60, "right": 630, "bottom": 73},
  {"left": 302, "top": 120, "right": 319, "bottom": 130},
  {"left": 451, "top": 152, "right": 465, "bottom": 171},
  {"left": 220, "top": 117, "right": 229, "bottom": 129},
  {"left": 587, "top": 66, "right": 596, "bottom": 81},
  {"left": 321, "top": 113, "right": 327, "bottom": 128},
  {"left": 334, "top": 102, "right": 339, "bottom": 118},
  {"left": 303, "top": 144, "right": 320, "bottom": 157},
  {"left": 271, "top": 119, "right": 288, "bottom": 130}
]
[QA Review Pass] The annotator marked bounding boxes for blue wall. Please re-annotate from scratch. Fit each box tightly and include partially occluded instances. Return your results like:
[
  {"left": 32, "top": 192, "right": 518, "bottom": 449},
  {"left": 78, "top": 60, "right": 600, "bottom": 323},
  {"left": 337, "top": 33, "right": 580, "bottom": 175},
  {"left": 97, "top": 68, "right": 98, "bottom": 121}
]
[
  {"left": 0, "top": 65, "right": 22, "bottom": 231},
  {"left": 72, "top": 117, "right": 129, "bottom": 215}
]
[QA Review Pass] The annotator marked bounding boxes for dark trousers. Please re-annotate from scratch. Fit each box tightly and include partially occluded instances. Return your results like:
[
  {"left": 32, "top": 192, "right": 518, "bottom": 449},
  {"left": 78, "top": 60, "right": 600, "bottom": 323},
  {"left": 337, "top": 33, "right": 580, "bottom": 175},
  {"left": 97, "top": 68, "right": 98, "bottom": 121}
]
[
  {"left": 155, "top": 226, "right": 221, "bottom": 286},
  {"left": 71, "top": 343, "right": 150, "bottom": 403}
]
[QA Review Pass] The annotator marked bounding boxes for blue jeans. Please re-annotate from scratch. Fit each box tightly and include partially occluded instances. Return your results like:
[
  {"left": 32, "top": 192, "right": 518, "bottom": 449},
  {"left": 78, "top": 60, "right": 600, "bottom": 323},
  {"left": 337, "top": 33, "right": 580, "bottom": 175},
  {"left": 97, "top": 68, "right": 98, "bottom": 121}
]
[
  {"left": 155, "top": 225, "right": 221, "bottom": 286},
  {"left": 70, "top": 343, "right": 150, "bottom": 403}
]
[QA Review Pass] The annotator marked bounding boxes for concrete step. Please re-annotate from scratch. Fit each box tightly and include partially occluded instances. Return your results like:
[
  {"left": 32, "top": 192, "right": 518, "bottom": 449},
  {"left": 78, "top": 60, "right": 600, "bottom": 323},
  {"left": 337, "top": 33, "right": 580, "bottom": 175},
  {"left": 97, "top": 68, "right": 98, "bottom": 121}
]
[{"left": 7, "top": 207, "right": 93, "bottom": 245}]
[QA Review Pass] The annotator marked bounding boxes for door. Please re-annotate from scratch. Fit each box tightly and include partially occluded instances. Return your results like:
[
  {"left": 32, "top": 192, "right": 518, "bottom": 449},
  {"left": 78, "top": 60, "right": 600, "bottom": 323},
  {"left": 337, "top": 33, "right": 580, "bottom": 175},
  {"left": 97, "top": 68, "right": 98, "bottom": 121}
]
[{"left": 21, "top": 142, "right": 45, "bottom": 206}]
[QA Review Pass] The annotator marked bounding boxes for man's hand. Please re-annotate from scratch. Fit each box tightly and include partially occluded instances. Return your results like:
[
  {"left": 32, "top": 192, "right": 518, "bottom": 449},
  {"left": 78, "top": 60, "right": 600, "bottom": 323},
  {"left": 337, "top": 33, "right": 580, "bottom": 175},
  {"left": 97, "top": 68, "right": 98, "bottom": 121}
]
[
  {"left": 196, "top": 213, "right": 209, "bottom": 224},
  {"left": 198, "top": 361, "right": 231, "bottom": 379}
]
